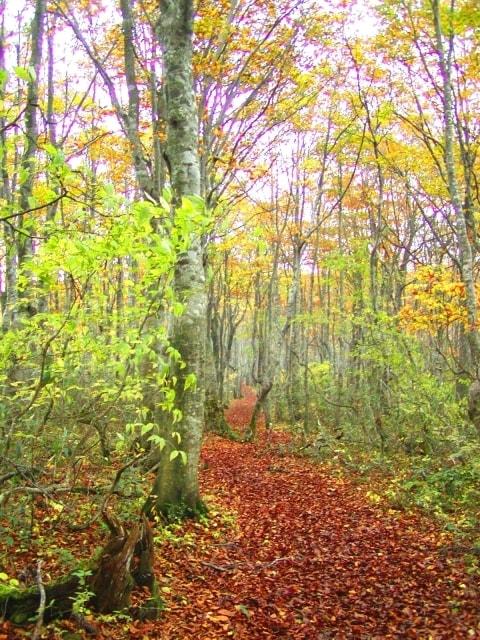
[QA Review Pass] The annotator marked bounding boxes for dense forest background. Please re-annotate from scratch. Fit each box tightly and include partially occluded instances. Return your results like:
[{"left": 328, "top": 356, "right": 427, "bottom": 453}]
[{"left": 0, "top": 0, "right": 479, "bottom": 635}]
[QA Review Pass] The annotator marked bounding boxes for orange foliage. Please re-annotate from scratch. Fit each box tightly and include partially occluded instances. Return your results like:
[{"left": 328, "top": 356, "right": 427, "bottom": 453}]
[{"left": 399, "top": 267, "right": 469, "bottom": 333}]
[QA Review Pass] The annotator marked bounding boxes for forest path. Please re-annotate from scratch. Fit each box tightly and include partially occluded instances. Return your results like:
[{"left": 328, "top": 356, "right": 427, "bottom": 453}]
[{"left": 139, "top": 428, "right": 480, "bottom": 638}]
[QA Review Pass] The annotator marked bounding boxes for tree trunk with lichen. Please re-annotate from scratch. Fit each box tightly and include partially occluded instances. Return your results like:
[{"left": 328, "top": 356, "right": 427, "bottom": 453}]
[
  {"left": 432, "top": 0, "right": 480, "bottom": 366},
  {"left": 145, "top": 0, "right": 206, "bottom": 520},
  {"left": 431, "top": 0, "right": 480, "bottom": 432}
]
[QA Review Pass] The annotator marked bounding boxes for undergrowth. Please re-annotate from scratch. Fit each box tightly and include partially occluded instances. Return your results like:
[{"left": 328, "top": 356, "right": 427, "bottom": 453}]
[{"left": 296, "top": 434, "right": 480, "bottom": 553}]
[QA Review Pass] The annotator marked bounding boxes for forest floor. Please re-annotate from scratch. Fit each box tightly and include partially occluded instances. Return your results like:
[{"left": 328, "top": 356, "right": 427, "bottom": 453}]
[{"left": 1, "top": 391, "right": 480, "bottom": 639}]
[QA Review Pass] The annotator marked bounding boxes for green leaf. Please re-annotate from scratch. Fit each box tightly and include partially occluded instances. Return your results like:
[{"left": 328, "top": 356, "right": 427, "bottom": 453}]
[
  {"left": 156, "top": 237, "right": 173, "bottom": 256},
  {"left": 169, "top": 450, "right": 179, "bottom": 462},
  {"left": 237, "top": 604, "right": 250, "bottom": 618},
  {"left": 134, "top": 201, "right": 154, "bottom": 227},
  {"left": 0, "top": 69, "right": 8, "bottom": 90},
  {"left": 147, "top": 434, "right": 166, "bottom": 450},
  {"left": 184, "top": 372, "right": 196, "bottom": 391},
  {"left": 179, "top": 451, "right": 187, "bottom": 466},
  {"left": 126, "top": 422, "right": 139, "bottom": 434},
  {"left": 162, "top": 188, "right": 172, "bottom": 203},
  {"left": 14, "top": 66, "right": 34, "bottom": 82},
  {"left": 186, "top": 194, "right": 206, "bottom": 213},
  {"left": 172, "top": 301, "right": 185, "bottom": 317},
  {"left": 140, "top": 423, "right": 154, "bottom": 436}
]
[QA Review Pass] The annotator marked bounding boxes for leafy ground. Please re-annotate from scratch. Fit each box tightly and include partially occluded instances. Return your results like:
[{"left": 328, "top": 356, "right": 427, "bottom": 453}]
[{"left": 1, "top": 393, "right": 480, "bottom": 638}]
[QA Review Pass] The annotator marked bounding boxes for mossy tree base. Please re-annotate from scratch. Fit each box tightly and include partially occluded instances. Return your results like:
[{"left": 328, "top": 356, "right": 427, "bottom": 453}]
[
  {"left": 205, "top": 391, "right": 241, "bottom": 441},
  {"left": 0, "top": 575, "right": 81, "bottom": 625},
  {"left": 244, "top": 381, "right": 272, "bottom": 442},
  {"left": 0, "top": 509, "right": 161, "bottom": 627},
  {"left": 144, "top": 494, "right": 208, "bottom": 523}
]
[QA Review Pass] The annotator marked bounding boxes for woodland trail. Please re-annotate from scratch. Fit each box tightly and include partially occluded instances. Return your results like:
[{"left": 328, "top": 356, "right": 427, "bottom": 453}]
[
  {"left": 129, "top": 395, "right": 480, "bottom": 640},
  {"left": 8, "top": 395, "right": 478, "bottom": 640}
]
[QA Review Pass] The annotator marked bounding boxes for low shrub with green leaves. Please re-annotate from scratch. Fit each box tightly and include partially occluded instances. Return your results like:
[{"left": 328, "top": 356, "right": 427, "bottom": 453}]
[{"left": 0, "top": 189, "right": 211, "bottom": 521}]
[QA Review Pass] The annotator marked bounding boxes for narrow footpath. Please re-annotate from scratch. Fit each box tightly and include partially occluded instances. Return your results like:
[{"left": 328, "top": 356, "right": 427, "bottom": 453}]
[{"left": 131, "top": 396, "right": 480, "bottom": 640}]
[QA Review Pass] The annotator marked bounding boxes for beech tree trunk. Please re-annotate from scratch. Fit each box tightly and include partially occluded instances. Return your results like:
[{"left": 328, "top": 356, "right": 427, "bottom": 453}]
[
  {"left": 18, "top": 0, "right": 46, "bottom": 267},
  {"left": 431, "top": 0, "right": 480, "bottom": 435},
  {"left": 146, "top": 0, "right": 207, "bottom": 518},
  {"left": 2, "top": 0, "right": 45, "bottom": 329},
  {"left": 432, "top": 0, "right": 480, "bottom": 370}
]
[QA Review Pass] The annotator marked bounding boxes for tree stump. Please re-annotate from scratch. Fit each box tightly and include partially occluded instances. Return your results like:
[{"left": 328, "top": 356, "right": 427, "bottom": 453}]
[
  {"left": 0, "top": 506, "right": 160, "bottom": 625},
  {"left": 90, "top": 509, "right": 139, "bottom": 613}
]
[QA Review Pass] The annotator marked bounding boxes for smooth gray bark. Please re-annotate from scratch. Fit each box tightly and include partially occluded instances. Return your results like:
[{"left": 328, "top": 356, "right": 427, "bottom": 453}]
[
  {"left": 2, "top": 0, "right": 45, "bottom": 329},
  {"left": 432, "top": 0, "right": 480, "bottom": 371},
  {"left": 147, "top": 0, "right": 207, "bottom": 516},
  {"left": 119, "top": 0, "right": 158, "bottom": 202}
]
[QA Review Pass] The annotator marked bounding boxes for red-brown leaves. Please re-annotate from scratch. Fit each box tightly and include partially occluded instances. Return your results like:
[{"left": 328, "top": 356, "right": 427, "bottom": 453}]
[
  {"left": 224, "top": 385, "right": 258, "bottom": 430},
  {"left": 144, "top": 435, "right": 480, "bottom": 639},
  {"left": 3, "top": 415, "right": 479, "bottom": 638}
]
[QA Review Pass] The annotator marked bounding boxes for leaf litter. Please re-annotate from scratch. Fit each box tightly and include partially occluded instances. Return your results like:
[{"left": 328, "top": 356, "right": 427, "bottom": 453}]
[{"left": 1, "top": 394, "right": 479, "bottom": 639}]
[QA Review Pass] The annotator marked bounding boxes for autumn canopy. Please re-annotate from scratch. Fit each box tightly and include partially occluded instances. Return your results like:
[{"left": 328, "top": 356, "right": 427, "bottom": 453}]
[{"left": 0, "top": 0, "right": 479, "bottom": 638}]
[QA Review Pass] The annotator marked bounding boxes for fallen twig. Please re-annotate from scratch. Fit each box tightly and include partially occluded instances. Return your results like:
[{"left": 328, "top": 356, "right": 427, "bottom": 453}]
[
  {"left": 200, "top": 561, "right": 237, "bottom": 572},
  {"left": 32, "top": 560, "right": 46, "bottom": 640},
  {"left": 198, "top": 556, "right": 295, "bottom": 574}
]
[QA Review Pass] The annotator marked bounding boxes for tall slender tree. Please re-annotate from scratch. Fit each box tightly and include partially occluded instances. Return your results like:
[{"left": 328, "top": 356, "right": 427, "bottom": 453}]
[
  {"left": 431, "top": 0, "right": 480, "bottom": 372},
  {"left": 147, "top": 0, "right": 207, "bottom": 517}
]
